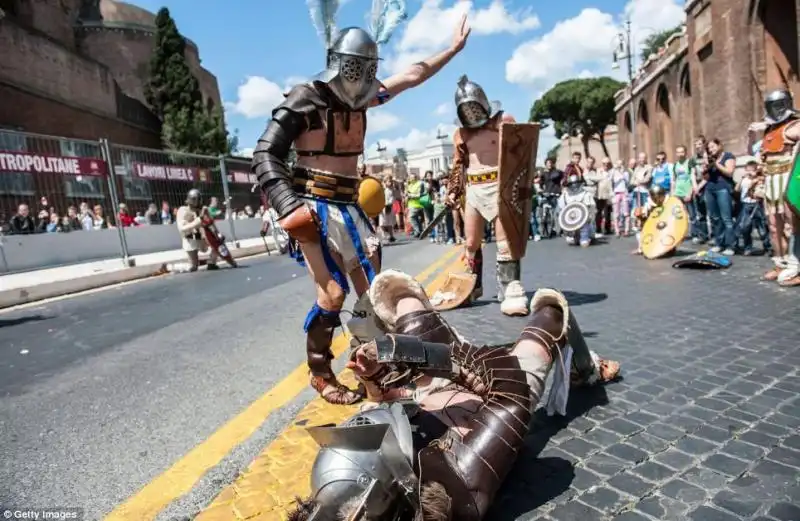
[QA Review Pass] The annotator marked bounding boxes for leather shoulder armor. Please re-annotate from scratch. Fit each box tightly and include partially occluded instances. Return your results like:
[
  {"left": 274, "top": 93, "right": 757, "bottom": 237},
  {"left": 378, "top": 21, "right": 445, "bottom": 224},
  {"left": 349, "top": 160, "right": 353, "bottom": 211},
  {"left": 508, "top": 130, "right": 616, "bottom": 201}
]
[{"left": 274, "top": 83, "right": 328, "bottom": 131}]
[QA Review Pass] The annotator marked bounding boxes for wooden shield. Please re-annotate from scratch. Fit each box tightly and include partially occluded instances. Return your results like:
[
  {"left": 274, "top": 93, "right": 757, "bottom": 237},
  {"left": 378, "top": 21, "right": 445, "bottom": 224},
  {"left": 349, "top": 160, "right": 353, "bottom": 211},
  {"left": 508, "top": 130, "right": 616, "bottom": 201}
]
[
  {"left": 430, "top": 273, "right": 478, "bottom": 311},
  {"left": 786, "top": 152, "right": 800, "bottom": 218},
  {"left": 641, "top": 196, "right": 690, "bottom": 259},
  {"left": 498, "top": 123, "right": 540, "bottom": 260}
]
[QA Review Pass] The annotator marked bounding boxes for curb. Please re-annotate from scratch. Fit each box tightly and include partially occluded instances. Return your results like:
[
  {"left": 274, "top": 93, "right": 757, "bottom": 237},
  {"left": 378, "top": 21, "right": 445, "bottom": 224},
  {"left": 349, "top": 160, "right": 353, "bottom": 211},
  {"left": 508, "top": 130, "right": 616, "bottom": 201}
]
[{"left": 0, "top": 243, "right": 280, "bottom": 310}]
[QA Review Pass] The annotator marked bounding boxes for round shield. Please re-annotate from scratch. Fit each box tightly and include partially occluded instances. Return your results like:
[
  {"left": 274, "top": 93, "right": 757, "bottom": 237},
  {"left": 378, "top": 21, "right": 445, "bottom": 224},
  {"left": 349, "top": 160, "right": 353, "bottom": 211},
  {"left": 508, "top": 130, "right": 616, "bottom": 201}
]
[
  {"left": 641, "top": 196, "right": 690, "bottom": 259},
  {"left": 358, "top": 176, "right": 386, "bottom": 218},
  {"left": 559, "top": 202, "right": 590, "bottom": 232}
]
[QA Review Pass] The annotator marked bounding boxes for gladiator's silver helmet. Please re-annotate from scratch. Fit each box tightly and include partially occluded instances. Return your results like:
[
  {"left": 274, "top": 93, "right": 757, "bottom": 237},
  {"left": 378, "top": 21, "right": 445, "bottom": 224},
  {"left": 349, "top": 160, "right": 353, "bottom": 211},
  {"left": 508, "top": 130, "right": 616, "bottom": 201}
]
[
  {"left": 764, "top": 89, "right": 796, "bottom": 125},
  {"left": 186, "top": 188, "right": 202, "bottom": 208},
  {"left": 305, "top": 403, "right": 418, "bottom": 520},
  {"left": 454, "top": 75, "right": 501, "bottom": 128},
  {"left": 315, "top": 27, "right": 381, "bottom": 111}
]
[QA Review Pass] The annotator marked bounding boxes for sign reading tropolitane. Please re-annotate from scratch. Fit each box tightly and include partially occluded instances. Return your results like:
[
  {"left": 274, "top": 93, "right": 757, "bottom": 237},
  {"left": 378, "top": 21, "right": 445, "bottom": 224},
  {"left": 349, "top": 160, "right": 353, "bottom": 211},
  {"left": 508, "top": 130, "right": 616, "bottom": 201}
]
[
  {"left": 0, "top": 151, "right": 107, "bottom": 176},
  {"left": 131, "top": 162, "right": 208, "bottom": 182}
]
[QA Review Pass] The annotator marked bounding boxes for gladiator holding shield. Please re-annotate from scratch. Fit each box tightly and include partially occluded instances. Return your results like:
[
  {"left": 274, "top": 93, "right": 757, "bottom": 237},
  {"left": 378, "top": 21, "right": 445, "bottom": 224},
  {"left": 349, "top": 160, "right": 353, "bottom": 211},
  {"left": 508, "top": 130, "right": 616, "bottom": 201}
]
[
  {"left": 287, "top": 270, "right": 621, "bottom": 521},
  {"left": 252, "top": 0, "right": 471, "bottom": 404},
  {"left": 439, "top": 75, "right": 539, "bottom": 316}
]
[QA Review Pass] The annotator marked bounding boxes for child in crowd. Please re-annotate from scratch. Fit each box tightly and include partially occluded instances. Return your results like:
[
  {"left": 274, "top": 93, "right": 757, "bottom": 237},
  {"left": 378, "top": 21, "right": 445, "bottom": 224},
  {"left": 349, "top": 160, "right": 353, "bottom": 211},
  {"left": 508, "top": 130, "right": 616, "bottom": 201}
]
[
  {"left": 736, "top": 160, "right": 771, "bottom": 256},
  {"left": 632, "top": 185, "right": 667, "bottom": 255}
]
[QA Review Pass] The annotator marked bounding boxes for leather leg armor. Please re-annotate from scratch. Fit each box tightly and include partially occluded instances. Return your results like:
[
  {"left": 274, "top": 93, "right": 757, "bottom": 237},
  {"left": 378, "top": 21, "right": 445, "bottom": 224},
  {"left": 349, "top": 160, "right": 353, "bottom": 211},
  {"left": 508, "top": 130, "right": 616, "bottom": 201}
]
[
  {"left": 466, "top": 248, "right": 483, "bottom": 294},
  {"left": 306, "top": 308, "right": 340, "bottom": 380},
  {"left": 377, "top": 303, "right": 568, "bottom": 520},
  {"left": 496, "top": 260, "right": 521, "bottom": 301}
]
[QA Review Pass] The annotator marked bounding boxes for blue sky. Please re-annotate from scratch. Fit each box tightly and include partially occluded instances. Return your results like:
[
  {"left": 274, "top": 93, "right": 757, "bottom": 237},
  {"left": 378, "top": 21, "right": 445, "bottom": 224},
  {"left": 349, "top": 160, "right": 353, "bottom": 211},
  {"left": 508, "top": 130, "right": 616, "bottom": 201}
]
[{"left": 130, "top": 0, "right": 686, "bottom": 161}]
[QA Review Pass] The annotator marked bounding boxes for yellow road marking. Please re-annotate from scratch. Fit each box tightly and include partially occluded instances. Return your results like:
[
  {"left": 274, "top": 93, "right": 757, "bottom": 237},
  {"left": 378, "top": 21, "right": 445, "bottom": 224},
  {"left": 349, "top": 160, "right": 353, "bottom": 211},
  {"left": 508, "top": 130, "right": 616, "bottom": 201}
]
[
  {"left": 104, "top": 246, "right": 461, "bottom": 521},
  {"left": 192, "top": 253, "right": 465, "bottom": 521}
]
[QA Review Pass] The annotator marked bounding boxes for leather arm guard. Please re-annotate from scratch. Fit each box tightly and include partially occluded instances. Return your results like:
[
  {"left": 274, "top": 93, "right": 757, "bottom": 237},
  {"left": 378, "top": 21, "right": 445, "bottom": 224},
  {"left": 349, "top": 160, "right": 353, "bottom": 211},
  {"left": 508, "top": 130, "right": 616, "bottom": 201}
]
[
  {"left": 251, "top": 108, "right": 305, "bottom": 219},
  {"left": 370, "top": 334, "right": 457, "bottom": 388},
  {"left": 448, "top": 129, "right": 468, "bottom": 201}
]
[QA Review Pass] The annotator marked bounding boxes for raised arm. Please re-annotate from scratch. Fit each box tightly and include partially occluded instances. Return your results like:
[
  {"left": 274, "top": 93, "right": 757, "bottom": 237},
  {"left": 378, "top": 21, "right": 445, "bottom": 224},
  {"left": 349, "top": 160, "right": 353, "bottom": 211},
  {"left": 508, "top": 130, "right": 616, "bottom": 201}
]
[{"left": 373, "top": 15, "right": 470, "bottom": 104}]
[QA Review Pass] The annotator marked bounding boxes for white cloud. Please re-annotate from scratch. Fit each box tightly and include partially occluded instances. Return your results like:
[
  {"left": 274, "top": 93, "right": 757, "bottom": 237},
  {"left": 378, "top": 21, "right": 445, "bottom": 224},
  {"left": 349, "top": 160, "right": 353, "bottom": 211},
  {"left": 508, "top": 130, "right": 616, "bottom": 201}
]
[
  {"left": 386, "top": 0, "right": 540, "bottom": 75},
  {"left": 238, "top": 147, "right": 254, "bottom": 158},
  {"left": 370, "top": 124, "right": 457, "bottom": 153},
  {"left": 368, "top": 109, "right": 402, "bottom": 132},
  {"left": 434, "top": 103, "right": 451, "bottom": 116},
  {"left": 506, "top": 0, "right": 685, "bottom": 88},
  {"left": 226, "top": 76, "right": 308, "bottom": 119}
]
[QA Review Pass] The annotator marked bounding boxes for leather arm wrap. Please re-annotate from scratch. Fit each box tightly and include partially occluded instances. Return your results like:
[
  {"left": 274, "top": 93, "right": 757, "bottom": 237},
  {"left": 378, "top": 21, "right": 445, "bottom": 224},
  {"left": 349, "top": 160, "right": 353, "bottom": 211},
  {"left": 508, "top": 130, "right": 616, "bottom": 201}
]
[
  {"left": 251, "top": 108, "right": 306, "bottom": 219},
  {"left": 375, "top": 334, "right": 456, "bottom": 375},
  {"left": 448, "top": 129, "right": 468, "bottom": 200}
]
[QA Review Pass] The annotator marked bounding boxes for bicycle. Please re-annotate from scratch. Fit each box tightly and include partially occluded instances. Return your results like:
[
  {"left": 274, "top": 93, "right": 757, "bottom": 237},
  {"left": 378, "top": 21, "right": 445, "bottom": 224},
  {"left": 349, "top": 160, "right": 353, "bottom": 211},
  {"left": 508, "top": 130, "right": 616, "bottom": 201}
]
[{"left": 537, "top": 193, "right": 560, "bottom": 238}]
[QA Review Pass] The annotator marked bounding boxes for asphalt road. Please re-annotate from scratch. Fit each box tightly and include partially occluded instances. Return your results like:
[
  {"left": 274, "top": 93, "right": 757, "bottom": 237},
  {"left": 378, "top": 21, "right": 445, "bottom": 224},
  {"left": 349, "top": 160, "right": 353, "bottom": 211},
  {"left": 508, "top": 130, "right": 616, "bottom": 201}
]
[{"left": 0, "top": 237, "right": 447, "bottom": 519}]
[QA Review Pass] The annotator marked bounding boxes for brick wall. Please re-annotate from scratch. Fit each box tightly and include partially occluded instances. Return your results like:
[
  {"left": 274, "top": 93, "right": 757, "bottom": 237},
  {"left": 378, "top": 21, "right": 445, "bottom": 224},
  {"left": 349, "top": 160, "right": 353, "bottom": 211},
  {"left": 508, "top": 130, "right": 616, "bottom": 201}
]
[
  {"left": 12, "top": 0, "right": 82, "bottom": 49},
  {"left": 615, "top": 0, "right": 800, "bottom": 159},
  {"left": 0, "top": 20, "right": 117, "bottom": 117},
  {"left": 0, "top": 82, "right": 160, "bottom": 147}
]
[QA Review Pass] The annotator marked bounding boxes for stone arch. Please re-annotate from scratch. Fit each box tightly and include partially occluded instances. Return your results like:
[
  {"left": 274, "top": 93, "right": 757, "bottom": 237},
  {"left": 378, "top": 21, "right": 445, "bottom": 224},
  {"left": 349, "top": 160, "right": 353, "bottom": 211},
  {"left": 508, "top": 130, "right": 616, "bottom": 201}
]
[
  {"left": 637, "top": 98, "right": 651, "bottom": 159},
  {"left": 678, "top": 64, "right": 694, "bottom": 148},
  {"left": 754, "top": 0, "right": 799, "bottom": 97},
  {"left": 654, "top": 83, "right": 673, "bottom": 156}
]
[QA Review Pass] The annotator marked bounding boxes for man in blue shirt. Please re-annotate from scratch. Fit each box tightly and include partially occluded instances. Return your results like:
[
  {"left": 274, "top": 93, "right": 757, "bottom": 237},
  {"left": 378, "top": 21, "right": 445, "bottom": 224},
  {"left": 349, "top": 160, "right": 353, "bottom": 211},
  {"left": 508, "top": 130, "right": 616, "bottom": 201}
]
[{"left": 651, "top": 151, "right": 672, "bottom": 193}]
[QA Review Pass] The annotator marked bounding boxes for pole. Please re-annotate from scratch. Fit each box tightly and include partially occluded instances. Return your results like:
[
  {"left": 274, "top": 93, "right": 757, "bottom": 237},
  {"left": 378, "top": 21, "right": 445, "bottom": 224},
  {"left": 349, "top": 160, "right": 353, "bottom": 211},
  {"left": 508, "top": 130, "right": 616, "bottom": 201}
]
[
  {"left": 626, "top": 20, "right": 637, "bottom": 156},
  {"left": 100, "top": 138, "right": 132, "bottom": 266},
  {"left": 218, "top": 156, "right": 239, "bottom": 248}
]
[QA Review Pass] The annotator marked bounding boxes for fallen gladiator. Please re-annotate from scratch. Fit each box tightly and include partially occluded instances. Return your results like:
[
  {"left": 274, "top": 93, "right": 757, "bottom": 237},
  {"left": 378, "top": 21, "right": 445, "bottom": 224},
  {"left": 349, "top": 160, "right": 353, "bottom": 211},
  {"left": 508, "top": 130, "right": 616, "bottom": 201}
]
[{"left": 288, "top": 269, "right": 621, "bottom": 520}]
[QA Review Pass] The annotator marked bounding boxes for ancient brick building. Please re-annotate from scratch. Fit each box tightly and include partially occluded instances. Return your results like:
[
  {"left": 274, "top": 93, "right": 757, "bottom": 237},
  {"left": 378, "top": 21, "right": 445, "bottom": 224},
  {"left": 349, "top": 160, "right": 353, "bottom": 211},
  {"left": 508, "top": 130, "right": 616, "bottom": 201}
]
[
  {"left": 0, "top": 0, "right": 222, "bottom": 147},
  {"left": 614, "top": 0, "right": 800, "bottom": 160}
]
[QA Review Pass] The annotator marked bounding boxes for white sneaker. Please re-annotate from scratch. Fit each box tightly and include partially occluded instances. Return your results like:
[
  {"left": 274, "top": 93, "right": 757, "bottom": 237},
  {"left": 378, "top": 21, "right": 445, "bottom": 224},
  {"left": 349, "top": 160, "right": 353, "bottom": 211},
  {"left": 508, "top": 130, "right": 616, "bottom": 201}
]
[
  {"left": 500, "top": 280, "right": 529, "bottom": 316},
  {"left": 711, "top": 246, "right": 722, "bottom": 253},
  {"left": 534, "top": 235, "right": 542, "bottom": 242},
  {"left": 595, "top": 233, "right": 604, "bottom": 239},
  {"left": 580, "top": 240, "right": 591, "bottom": 248},
  {"left": 722, "top": 249, "right": 735, "bottom": 256}
]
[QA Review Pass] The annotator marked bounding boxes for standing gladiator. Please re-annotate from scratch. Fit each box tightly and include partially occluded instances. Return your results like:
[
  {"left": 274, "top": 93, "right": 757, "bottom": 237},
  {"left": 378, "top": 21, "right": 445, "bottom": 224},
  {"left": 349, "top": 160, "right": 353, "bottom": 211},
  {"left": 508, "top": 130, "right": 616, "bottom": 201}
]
[
  {"left": 446, "top": 76, "right": 529, "bottom": 316},
  {"left": 252, "top": 1, "right": 470, "bottom": 405},
  {"left": 748, "top": 89, "right": 800, "bottom": 287},
  {"left": 287, "top": 269, "right": 621, "bottom": 521}
]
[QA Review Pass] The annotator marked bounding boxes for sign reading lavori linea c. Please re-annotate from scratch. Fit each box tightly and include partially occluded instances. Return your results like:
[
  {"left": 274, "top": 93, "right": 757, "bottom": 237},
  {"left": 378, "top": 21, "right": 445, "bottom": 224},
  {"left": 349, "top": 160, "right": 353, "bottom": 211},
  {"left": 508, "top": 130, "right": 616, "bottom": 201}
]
[
  {"left": 0, "top": 151, "right": 107, "bottom": 175},
  {"left": 131, "top": 162, "right": 210, "bottom": 182}
]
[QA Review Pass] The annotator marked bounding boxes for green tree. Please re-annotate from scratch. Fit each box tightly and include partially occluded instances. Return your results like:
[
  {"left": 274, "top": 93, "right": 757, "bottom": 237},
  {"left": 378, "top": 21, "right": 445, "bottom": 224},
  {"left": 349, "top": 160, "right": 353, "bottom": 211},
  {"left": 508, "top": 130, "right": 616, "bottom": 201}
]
[
  {"left": 145, "top": 7, "right": 228, "bottom": 155},
  {"left": 640, "top": 26, "right": 682, "bottom": 62},
  {"left": 529, "top": 76, "right": 625, "bottom": 158},
  {"left": 226, "top": 128, "right": 240, "bottom": 156},
  {"left": 395, "top": 148, "right": 408, "bottom": 163}
]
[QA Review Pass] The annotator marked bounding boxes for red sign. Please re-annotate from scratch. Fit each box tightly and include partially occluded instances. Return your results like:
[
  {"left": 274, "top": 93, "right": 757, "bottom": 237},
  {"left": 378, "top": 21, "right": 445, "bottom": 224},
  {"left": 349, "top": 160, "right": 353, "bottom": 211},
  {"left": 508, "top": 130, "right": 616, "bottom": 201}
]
[
  {"left": 0, "top": 151, "right": 107, "bottom": 176},
  {"left": 227, "top": 171, "right": 257, "bottom": 184},
  {"left": 132, "top": 162, "right": 208, "bottom": 182}
]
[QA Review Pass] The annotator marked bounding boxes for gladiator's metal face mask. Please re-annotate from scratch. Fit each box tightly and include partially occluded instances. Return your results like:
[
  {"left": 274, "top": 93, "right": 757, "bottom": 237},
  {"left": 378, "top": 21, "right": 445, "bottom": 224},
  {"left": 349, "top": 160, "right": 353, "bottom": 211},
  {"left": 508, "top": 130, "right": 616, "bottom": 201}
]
[
  {"left": 306, "top": 403, "right": 418, "bottom": 520},
  {"left": 316, "top": 27, "right": 381, "bottom": 111},
  {"left": 454, "top": 75, "right": 498, "bottom": 128},
  {"left": 186, "top": 189, "right": 202, "bottom": 209},
  {"left": 764, "top": 89, "right": 796, "bottom": 125}
]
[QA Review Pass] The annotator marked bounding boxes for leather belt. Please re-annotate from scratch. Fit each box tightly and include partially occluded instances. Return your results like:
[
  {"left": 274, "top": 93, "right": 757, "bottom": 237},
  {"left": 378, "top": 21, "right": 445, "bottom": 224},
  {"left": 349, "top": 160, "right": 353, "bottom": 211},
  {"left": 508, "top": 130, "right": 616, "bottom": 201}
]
[
  {"left": 467, "top": 170, "right": 498, "bottom": 185},
  {"left": 763, "top": 161, "right": 791, "bottom": 176},
  {"left": 292, "top": 167, "right": 359, "bottom": 204}
]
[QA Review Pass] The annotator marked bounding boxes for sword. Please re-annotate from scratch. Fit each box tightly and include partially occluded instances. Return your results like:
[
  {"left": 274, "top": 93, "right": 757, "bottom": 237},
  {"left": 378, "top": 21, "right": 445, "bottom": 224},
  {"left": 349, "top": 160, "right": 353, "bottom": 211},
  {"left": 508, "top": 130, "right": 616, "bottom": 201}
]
[{"left": 418, "top": 207, "right": 448, "bottom": 239}]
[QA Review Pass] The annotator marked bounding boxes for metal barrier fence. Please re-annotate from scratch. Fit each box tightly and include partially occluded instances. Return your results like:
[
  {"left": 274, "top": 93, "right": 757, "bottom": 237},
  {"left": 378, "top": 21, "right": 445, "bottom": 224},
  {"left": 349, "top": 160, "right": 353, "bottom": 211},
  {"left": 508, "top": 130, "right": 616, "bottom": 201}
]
[{"left": 0, "top": 128, "right": 261, "bottom": 273}]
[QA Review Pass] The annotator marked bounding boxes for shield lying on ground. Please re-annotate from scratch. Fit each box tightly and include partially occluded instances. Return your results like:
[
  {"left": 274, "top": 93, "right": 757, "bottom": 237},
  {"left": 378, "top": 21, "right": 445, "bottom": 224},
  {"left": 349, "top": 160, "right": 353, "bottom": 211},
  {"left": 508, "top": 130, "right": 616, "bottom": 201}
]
[
  {"left": 498, "top": 123, "right": 539, "bottom": 260},
  {"left": 558, "top": 201, "right": 590, "bottom": 232},
  {"left": 673, "top": 250, "right": 732, "bottom": 269},
  {"left": 641, "top": 196, "right": 690, "bottom": 259},
  {"left": 429, "top": 272, "right": 478, "bottom": 311}
]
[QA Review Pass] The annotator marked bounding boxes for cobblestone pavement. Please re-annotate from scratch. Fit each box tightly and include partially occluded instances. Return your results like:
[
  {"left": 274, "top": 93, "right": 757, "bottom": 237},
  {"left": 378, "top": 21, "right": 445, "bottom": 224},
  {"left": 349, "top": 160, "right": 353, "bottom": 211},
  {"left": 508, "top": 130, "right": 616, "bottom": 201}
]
[{"left": 442, "top": 237, "right": 800, "bottom": 521}]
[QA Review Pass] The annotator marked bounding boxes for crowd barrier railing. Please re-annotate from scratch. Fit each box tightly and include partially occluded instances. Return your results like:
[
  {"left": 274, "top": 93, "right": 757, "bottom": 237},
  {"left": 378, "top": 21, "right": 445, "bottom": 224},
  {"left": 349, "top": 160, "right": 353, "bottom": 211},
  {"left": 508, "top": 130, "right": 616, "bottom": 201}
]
[{"left": 0, "top": 129, "right": 263, "bottom": 274}]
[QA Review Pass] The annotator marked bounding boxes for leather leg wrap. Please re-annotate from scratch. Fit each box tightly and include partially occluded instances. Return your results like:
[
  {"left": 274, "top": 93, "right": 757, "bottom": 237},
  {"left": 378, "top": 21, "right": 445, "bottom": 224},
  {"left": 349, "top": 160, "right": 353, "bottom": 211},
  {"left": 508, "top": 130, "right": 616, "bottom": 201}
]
[
  {"left": 466, "top": 248, "right": 483, "bottom": 290},
  {"left": 496, "top": 260, "right": 521, "bottom": 300},
  {"left": 306, "top": 308, "right": 341, "bottom": 378}
]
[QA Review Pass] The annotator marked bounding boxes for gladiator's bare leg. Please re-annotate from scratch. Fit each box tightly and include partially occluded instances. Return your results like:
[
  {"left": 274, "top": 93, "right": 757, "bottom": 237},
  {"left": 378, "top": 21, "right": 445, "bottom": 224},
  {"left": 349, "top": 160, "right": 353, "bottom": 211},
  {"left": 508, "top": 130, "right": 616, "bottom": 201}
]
[
  {"left": 463, "top": 203, "right": 485, "bottom": 299},
  {"left": 778, "top": 211, "right": 800, "bottom": 285},
  {"left": 299, "top": 241, "right": 363, "bottom": 405},
  {"left": 765, "top": 211, "right": 788, "bottom": 280},
  {"left": 493, "top": 218, "right": 529, "bottom": 316}
]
